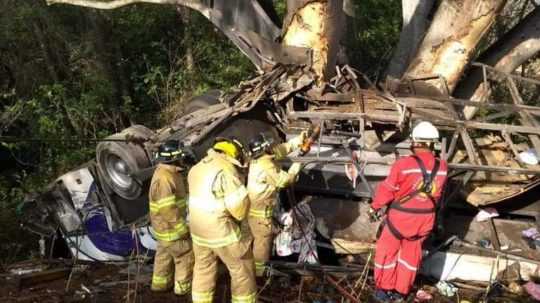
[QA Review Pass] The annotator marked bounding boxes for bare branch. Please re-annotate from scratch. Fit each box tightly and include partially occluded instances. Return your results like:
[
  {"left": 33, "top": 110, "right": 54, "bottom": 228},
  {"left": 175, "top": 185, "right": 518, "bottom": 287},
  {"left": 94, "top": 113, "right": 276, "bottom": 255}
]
[{"left": 46, "top": 0, "right": 210, "bottom": 17}]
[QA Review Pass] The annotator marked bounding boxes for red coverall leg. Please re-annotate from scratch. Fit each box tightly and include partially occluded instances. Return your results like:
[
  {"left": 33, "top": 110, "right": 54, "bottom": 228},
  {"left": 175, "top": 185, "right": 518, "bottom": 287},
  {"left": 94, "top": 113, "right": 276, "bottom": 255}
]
[
  {"left": 374, "top": 227, "right": 399, "bottom": 290},
  {"left": 372, "top": 151, "right": 447, "bottom": 295},
  {"left": 374, "top": 226, "right": 426, "bottom": 295}
]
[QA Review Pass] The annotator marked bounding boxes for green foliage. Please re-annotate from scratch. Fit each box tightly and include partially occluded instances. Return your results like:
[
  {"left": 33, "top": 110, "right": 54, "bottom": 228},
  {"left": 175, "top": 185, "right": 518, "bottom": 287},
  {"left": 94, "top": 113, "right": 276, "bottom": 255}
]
[
  {"left": 345, "top": 0, "right": 401, "bottom": 79},
  {"left": 0, "top": 0, "right": 406, "bottom": 263},
  {"left": 0, "top": 1, "right": 258, "bottom": 262}
]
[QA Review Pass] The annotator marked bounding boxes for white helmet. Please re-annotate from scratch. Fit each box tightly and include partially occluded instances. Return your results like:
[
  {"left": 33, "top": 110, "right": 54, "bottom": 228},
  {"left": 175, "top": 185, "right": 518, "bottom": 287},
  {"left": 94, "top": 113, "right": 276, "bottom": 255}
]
[{"left": 411, "top": 121, "right": 439, "bottom": 142}]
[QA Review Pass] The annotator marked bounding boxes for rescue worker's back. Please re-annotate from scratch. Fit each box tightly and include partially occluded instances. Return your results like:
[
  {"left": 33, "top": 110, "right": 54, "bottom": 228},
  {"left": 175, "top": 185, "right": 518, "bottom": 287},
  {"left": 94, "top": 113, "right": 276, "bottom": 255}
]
[{"left": 188, "top": 138, "right": 256, "bottom": 303}]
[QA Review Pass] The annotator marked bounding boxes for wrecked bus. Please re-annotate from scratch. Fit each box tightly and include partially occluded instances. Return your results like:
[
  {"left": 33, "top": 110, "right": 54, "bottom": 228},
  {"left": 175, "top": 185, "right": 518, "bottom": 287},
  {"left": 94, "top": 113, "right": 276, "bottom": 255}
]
[{"left": 19, "top": 1, "right": 540, "bottom": 277}]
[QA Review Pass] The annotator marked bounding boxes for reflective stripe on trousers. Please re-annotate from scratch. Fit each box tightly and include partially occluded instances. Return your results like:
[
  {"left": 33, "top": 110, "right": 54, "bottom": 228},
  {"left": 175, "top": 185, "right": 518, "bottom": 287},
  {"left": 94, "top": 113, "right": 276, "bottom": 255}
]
[
  {"left": 193, "top": 290, "right": 214, "bottom": 303},
  {"left": 174, "top": 279, "right": 191, "bottom": 295},
  {"left": 153, "top": 222, "right": 189, "bottom": 241},
  {"left": 231, "top": 292, "right": 257, "bottom": 303},
  {"left": 152, "top": 273, "right": 172, "bottom": 288},
  {"left": 254, "top": 261, "right": 266, "bottom": 277},
  {"left": 248, "top": 206, "right": 273, "bottom": 218},
  {"left": 191, "top": 226, "right": 241, "bottom": 248}
]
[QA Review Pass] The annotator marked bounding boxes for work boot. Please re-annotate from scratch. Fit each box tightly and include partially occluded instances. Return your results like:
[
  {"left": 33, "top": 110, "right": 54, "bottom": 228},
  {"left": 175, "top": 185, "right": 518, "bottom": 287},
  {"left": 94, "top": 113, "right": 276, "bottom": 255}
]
[{"left": 373, "top": 289, "right": 392, "bottom": 303}]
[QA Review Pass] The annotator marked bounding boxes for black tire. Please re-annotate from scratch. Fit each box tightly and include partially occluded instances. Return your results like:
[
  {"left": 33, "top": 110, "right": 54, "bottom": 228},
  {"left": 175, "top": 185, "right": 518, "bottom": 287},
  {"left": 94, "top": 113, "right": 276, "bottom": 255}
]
[
  {"left": 191, "top": 108, "right": 282, "bottom": 161},
  {"left": 96, "top": 125, "right": 155, "bottom": 200},
  {"left": 184, "top": 89, "right": 222, "bottom": 114}
]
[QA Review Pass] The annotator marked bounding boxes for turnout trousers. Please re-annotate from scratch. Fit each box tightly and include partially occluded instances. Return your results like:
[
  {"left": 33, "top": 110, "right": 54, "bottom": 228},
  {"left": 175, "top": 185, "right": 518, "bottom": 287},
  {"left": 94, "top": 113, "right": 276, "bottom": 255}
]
[
  {"left": 247, "top": 216, "right": 273, "bottom": 277},
  {"left": 151, "top": 238, "right": 194, "bottom": 295},
  {"left": 191, "top": 238, "right": 257, "bottom": 303},
  {"left": 373, "top": 226, "right": 426, "bottom": 295}
]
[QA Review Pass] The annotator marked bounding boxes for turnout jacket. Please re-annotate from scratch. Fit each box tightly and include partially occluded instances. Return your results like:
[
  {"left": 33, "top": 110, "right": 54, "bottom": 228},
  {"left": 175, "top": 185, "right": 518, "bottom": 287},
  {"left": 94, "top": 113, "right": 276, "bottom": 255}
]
[
  {"left": 247, "top": 138, "right": 302, "bottom": 218},
  {"left": 188, "top": 149, "right": 250, "bottom": 248},
  {"left": 149, "top": 163, "right": 189, "bottom": 242}
]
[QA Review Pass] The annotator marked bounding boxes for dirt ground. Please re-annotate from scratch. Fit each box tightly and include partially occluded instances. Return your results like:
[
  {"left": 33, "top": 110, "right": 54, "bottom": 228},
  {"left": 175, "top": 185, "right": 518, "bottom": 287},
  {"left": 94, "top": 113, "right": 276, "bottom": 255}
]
[{"left": 0, "top": 259, "right": 536, "bottom": 303}]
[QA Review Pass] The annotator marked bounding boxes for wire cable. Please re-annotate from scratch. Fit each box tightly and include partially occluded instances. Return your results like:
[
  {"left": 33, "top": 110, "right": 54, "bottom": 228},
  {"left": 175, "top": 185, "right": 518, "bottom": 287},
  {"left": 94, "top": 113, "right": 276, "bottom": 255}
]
[{"left": 0, "top": 136, "right": 150, "bottom": 143}]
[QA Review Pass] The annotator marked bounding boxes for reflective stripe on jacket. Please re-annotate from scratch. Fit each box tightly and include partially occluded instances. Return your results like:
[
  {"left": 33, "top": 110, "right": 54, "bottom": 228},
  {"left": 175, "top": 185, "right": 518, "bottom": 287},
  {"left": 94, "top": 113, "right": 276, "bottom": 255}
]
[
  {"left": 188, "top": 149, "right": 249, "bottom": 248},
  {"left": 149, "top": 163, "right": 189, "bottom": 242},
  {"left": 247, "top": 152, "right": 298, "bottom": 218},
  {"left": 372, "top": 151, "right": 448, "bottom": 239}
]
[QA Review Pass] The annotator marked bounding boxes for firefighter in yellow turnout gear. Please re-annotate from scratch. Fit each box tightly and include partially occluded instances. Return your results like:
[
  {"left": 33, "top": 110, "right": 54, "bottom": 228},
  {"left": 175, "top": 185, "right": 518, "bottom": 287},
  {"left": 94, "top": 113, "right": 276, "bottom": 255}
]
[
  {"left": 149, "top": 140, "right": 194, "bottom": 295},
  {"left": 247, "top": 132, "right": 307, "bottom": 277},
  {"left": 188, "top": 137, "right": 256, "bottom": 303}
]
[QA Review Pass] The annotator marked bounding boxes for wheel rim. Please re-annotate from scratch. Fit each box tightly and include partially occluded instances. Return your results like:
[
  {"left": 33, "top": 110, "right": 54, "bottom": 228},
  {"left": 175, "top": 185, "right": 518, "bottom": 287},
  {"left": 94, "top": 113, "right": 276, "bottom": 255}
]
[{"left": 105, "top": 154, "right": 132, "bottom": 190}]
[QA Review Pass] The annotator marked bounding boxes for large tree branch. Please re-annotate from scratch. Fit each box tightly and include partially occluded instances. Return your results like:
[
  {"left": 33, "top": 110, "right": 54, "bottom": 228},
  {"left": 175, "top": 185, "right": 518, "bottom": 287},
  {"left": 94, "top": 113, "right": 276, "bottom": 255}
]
[
  {"left": 404, "top": 0, "right": 507, "bottom": 95},
  {"left": 46, "top": 0, "right": 210, "bottom": 17},
  {"left": 455, "top": 8, "right": 540, "bottom": 119},
  {"left": 385, "top": 0, "right": 435, "bottom": 80}
]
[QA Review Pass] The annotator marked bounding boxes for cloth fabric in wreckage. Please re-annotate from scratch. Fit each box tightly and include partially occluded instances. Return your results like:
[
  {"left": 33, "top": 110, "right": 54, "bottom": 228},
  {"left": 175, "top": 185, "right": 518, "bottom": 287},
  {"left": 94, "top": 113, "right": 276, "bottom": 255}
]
[{"left": 275, "top": 200, "right": 318, "bottom": 264}]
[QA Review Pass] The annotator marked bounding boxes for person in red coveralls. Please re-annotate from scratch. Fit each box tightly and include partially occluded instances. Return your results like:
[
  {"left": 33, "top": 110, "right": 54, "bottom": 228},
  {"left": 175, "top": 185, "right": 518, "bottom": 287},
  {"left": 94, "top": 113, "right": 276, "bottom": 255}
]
[{"left": 369, "top": 121, "right": 448, "bottom": 302}]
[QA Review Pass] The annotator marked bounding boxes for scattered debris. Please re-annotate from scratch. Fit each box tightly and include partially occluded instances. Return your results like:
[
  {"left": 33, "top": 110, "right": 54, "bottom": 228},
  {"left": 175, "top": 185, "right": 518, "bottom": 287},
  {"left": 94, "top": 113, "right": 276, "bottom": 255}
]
[
  {"left": 435, "top": 281, "right": 458, "bottom": 297},
  {"left": 508, "top": 281, "right": 524, "bottom": 295},
  {"left": 9, "top": 264, "right": 47, "bottom": 276},
  {"left": 275, "top": 199, "right": 318, "bottom": 264},
  {"left": 519, "top": 149, "right": 539, "bottom": 165},
  {"left": 324, "top": 274, "right": 360, "bottom": 303},
  {"left": 477, "top": 238, "right": 492, "bottom": 248},
  {"left": 422, "top": 249, "right": 539, "bottom": 282},
  {"left": 414, "top": 289, "right": 433, "bottom": 302},
  {"left": 475, "top": 208, "right": 499, "bottom": 222},
  {"left": 15, "top": 267, "right": 72, "bottom": 289},
  {"left": 524, "top": 281, "right": 540, "bottom": 301},
  {"left": 522, "top": 227, "right": 540, "bottom": 249}
]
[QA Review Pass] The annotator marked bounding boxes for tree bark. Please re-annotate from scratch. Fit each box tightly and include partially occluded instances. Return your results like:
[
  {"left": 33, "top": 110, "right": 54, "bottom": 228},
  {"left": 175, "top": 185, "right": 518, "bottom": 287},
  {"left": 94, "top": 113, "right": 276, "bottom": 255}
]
[
  {"left": 177, "top": 6, "right": 194, "bottom": 74},
  {"left": 455, "top": 8, "right": 540, "bottom": 119},
  {"left": 86, "top": 12, "right": 130, "bottom": 104},
  {"left": 385, "top": 0, "right": 435, "bottom": 80},
  {"left": 282, "top": 0, "right": 345, "bottom": 82},
  {"left": 404, "top": 0, "right": 506, "bottom": 95},
  {"left": 31, "top": 18, "right": 62, "bottom": 83}
]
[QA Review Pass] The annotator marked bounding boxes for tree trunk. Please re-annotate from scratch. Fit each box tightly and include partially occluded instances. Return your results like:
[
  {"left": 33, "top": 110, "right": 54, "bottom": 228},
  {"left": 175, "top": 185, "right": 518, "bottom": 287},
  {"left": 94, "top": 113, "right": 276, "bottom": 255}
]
[
  {"left": 31, "top": 19, "right": 61, "bottom": 83},
  {"left": 385, "top": 0, "right": 435, "bottom": 80},
  {"left": 404, "top": 0, "right": 506, "bottom": 95},
  {"left": 282, "top": 0, "right": 345, "bottom": 82},
  {"left": 87, "top": 12, "right": 131, "bottom": 105},
  {"left": 177, "top": 6, "right": 194, "bottom": 74},
  {"left": 455, "top": 8, "right": 540, "bottom": 119}
]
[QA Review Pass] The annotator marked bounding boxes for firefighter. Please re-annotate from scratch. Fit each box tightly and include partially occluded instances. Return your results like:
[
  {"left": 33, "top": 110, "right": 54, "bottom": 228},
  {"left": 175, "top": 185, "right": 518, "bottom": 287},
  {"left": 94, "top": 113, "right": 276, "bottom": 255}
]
[
  {"left": 246, "top": 131, "right": 307, "bottom": 277},
  {"left": 369, "top": 121, "right": 448, "bottom": 302},
  {"left": 188, "top": 137, "right": 256, "bottom": 303},
  {"left": 149, "top": 140, "right": 194, "bottom": 296}
]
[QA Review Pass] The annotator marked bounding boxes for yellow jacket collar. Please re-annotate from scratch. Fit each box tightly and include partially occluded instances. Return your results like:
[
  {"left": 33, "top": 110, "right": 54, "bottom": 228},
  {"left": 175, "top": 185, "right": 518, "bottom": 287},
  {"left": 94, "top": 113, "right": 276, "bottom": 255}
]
[{"left": 207, "top": 149, "right": 244, "bottom": 167}]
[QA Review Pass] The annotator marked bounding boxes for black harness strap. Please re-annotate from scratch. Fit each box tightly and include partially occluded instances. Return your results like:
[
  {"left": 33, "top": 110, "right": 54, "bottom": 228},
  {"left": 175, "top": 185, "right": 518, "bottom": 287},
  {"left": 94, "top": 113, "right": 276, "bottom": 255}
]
[
  {"left": 384, "top": 155, "right": 441, "bottom": 241},
  {"left": 389, "top": 155, "right": 440, "bottom": 212},
  {"left": 384, "top": 217, "right": 425, "bottom": 241},
  {"left": 389, "top": 203, "right": 435, "bottom": 214}
]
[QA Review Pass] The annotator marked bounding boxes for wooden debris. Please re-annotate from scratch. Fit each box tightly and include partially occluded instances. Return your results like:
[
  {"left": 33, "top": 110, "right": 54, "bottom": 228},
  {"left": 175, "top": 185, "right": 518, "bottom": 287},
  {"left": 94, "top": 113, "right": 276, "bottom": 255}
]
[
  {"left": 325, "top": 274, "right": 360, "bottom": 303},
  {"left": 15, "top": 268, "right": 71, "bottom": 289}
]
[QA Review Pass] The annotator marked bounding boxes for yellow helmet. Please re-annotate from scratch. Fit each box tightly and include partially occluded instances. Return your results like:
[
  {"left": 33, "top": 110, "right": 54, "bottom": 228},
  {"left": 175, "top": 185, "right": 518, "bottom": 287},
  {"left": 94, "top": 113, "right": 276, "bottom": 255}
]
[{"left": 212, "top": 137, "right": 244, "bottom": 161}]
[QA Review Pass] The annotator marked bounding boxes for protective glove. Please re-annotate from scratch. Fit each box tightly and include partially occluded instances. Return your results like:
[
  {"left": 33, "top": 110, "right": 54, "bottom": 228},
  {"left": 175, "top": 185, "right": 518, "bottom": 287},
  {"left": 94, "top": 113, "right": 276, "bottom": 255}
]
[
  {"left": 288, "top": 162, "right": 303, "bottom": 177},
  {"left": 368, "top": 207, "right": 384, "bottom": 223},
  {"left": 288, "top": 131, "right": 309, "bottom": 149}
]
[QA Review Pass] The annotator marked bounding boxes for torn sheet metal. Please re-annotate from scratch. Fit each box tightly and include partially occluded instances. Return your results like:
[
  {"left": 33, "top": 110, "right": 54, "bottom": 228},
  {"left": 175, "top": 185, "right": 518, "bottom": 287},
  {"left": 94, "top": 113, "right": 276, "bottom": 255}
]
[
  {"left": 56, "top": 168, "right": 94, "bottom": 210},
  {"left": 421, "top": 251, "right": 540, "bottom": 282}
]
